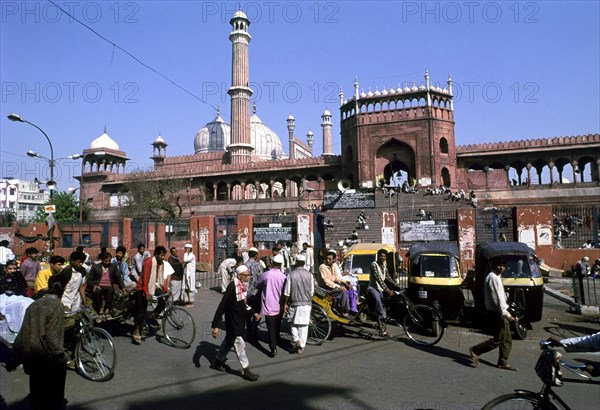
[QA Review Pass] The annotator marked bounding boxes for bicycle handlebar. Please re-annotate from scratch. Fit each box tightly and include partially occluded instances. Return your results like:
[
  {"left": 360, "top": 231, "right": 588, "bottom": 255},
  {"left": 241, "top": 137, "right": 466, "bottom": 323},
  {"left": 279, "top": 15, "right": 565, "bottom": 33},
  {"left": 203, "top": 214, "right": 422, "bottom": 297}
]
[{"left": 540, "top": 339, "right": 589, "bottom": 370}]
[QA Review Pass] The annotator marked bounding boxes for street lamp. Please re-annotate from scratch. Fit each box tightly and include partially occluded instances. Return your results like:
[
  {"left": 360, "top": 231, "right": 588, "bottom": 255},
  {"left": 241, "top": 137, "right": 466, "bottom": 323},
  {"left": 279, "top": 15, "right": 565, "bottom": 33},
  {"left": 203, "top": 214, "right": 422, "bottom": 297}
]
[
  {"left": 72, "top": 151, "right": 106, "bottom": 222},
  {"left": 8, "top": 113, "right": 55, "bottom": 197}
]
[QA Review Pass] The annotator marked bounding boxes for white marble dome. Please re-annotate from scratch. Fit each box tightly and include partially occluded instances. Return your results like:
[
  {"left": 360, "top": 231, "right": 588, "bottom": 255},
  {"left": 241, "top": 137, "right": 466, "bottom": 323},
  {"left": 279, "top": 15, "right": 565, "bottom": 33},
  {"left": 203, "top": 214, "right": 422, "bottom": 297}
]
[
  {"left": 194, "top": 111, "right": 230, "bottom": 154},
  {"left": 250, "top": 113, "right": 285, "bottom": 160},
  {"left": 89, "top": 128, "right": 119, "bottom": 151},
  {"left": 194, "top": 109, "right": 285, "bottom": 160}
]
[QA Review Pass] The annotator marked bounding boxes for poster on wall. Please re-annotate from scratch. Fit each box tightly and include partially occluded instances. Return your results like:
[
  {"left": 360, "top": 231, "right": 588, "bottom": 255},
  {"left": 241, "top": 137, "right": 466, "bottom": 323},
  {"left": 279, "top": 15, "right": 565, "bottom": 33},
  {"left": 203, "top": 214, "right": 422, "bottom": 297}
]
[
  {"left": 518, "top": 227, "right": 536, "bottom": 249},
  {"left": 253, "top": 223, "right": 296, "bottom": 242},
  {"left": 399, "top": 220, "right": 457, "bottom": 242},
  {"left": 297, "top": 215, "right": 311, "bottom": 246},
  {"left": 537, "top": 225, "right": 553, "bottom": 246},
  {"left": 381, "top": 227, "right": 396, "bottom": 248}
]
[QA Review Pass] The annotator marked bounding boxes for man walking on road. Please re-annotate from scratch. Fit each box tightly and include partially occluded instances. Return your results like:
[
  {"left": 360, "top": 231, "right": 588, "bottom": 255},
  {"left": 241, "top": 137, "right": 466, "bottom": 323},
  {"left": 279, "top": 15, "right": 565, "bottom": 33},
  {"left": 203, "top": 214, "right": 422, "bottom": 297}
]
[
  {"left": 282, "top": 254, "right": 314, "bottom": 353},
  {"left": 258, "top": 254, "right": 286, "bottom": 357},
  {"left": 469, "top": 256, "right": 518, "bottom": 371},
  {"left": 211, "top": 265, "right": 260, "bottom": 381}
]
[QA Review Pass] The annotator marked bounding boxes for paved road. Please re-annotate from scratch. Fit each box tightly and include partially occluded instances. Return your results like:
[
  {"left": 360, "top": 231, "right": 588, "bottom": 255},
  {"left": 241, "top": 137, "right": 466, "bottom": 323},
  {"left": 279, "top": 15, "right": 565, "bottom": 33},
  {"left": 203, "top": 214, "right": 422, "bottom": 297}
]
[{"left": 1, "top": 287, "right": 599, "bottom": 410}]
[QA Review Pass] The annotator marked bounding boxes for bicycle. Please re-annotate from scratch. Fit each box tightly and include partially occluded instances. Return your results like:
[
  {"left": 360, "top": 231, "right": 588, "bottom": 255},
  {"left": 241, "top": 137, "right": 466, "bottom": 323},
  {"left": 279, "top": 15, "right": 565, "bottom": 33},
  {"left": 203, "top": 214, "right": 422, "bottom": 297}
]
[
  {"left": 107, "top": 290, "right": 196, "bottom": 349},
  {"left": 68, "top": 307, "right": 116, "bottom": 382},
  {"left": 481, "top": 340, "right": 593, "bottom": 409},
  {"left": 152, "top": 292, "right": 196, "bottom": 349},
  {"left": 308, "top": 288, "right": 445, "bottom": 346}
]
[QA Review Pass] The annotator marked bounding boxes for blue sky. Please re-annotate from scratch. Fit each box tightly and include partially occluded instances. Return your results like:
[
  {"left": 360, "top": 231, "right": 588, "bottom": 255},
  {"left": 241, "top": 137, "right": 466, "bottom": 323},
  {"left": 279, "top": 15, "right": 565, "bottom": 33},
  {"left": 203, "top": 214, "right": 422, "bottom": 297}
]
[{"left": 1, "top": 0, "right": 599, "bottom": 190}]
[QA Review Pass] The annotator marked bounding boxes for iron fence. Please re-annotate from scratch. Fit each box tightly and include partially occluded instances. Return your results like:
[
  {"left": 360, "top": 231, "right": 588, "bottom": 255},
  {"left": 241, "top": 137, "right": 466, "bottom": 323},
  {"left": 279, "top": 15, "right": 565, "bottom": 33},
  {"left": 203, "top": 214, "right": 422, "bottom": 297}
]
[
  {"left": 475, "top": 207, "right": 514, "bottom": 243},
  {"left": 552, "top": 205, "right": 599, "bottom": 249}
]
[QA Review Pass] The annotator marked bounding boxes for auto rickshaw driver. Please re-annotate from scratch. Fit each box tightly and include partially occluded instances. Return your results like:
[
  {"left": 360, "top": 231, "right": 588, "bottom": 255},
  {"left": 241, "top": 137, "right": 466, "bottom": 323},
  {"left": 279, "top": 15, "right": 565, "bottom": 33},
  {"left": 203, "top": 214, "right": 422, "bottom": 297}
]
[{"left": 368, "top": 248, "right": 401, "bottom": 330}]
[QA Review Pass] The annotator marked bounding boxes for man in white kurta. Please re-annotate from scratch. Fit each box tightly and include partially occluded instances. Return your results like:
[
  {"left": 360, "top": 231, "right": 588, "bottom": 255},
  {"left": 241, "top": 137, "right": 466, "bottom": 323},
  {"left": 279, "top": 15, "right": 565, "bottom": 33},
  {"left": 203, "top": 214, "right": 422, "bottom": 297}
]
[
  {"left": 219, "top": 257, "right": 239, "bottom": 293},
  {"left": 183, "top": 244, "right": 197, "bottom": 306},
  {"left": 282, "top": 255, "right": 314, "bottom": 353}
]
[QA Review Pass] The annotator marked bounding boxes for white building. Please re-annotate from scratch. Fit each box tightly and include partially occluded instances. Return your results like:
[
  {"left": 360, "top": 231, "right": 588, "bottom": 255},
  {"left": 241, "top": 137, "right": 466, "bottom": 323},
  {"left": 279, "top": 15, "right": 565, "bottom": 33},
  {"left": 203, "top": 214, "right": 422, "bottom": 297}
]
[{"left": 0, "top": 178, "right": 49, "bottom": 223}]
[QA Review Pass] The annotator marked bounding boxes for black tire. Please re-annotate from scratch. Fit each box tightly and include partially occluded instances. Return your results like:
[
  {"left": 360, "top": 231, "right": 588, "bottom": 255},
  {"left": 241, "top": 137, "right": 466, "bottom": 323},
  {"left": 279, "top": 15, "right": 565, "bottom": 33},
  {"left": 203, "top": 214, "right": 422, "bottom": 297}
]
[
  {"left": 75, "top": 327, "right": 116, "bottom": 382},
  {"left": 513, "top": 318, "right": 528, "bottom": 340},
  {"left": 162, "top": 307, "right": 196, "bottom": 349},
  {"left": 403, "top": 304, "right": 444, "bottom": 346},
  {"left": 307, "top": 304, "right": 331, "bottom": 345},
  {"left": 481, "top": 392, "right": 558, "bottom": 410}
]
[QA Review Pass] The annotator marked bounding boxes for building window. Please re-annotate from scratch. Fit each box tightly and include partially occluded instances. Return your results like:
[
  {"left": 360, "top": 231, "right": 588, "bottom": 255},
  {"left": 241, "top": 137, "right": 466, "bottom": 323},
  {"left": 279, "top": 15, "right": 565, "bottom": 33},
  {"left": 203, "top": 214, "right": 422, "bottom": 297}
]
[
  {"left": 62, "top": 234, "right": 73, "bottom": 248},
  {"left": 9, "top": 188, "right": 15, "bottom": 195},
  {"left": 439, "top": 137, "right": 449, "bottom": 154}
]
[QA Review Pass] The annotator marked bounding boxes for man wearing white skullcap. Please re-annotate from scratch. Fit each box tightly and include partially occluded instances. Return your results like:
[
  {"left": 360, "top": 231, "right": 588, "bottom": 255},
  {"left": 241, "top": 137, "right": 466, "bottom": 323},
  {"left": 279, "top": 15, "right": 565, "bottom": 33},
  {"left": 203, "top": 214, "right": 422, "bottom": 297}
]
[{"left": 283, "top": 254, "right": 314, "bottom": 353}]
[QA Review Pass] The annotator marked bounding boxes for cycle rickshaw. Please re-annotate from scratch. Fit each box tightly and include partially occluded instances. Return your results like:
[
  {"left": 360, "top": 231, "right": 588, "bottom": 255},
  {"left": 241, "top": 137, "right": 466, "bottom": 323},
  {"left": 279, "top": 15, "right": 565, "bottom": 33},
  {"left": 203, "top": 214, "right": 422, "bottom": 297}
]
[
  {"left": 406, "top": 243, "right": 464, "bottom": 321},
  {"left": 308, "top": 248, "right": 445, "bottom": 346},
  {"left": 474, "top": 241, "right": 544, "bottom": 339},
  {"left": 1, "top": 306, "right": 116, "bottom": 383}
]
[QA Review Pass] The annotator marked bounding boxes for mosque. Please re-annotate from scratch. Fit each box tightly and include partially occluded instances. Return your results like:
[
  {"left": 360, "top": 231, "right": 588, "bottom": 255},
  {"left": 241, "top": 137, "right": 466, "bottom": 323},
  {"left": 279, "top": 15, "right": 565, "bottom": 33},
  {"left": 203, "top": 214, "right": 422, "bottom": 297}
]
[{"left": 76, "top": 10, "right": 600, "bottom": 272}]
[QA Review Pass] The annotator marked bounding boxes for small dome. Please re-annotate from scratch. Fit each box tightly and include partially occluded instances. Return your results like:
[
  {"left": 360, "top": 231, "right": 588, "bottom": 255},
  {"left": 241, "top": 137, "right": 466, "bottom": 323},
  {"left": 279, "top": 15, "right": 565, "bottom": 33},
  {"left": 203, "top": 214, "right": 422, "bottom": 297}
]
[
  {"left": 250, "top": 113, "right": 285, "bottom": 160},
  {"left": 322, "top": 108, "right": 331, "bottom": 116},
  {"left": 153, "top": 134, "right": 167, "bottom": 146},
  {"left": 287, "top": 113, "right": 295, "bottom": 121},
  {"left": 233, "top": 10, "right": 248, "bottom": 19},
  {"left": 90, "top": 128, "right": 119, "bottom": 151},
  {"left": 194, "top": 111, "right": 231, "bottom": 154}
]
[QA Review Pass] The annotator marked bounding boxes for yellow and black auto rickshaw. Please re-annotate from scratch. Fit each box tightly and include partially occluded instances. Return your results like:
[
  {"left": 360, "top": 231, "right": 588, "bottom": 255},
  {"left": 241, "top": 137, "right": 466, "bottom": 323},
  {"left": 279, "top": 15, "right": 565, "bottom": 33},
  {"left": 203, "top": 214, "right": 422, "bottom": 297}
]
[
  {"left": 407, "top": 243, "right": 464, "bottom": 320},
  {"left": 341, "top": 243, "right": 399, "bottom": 289},
  {"left": 474, "top": 241, "right": 544, "bottom": 339}
]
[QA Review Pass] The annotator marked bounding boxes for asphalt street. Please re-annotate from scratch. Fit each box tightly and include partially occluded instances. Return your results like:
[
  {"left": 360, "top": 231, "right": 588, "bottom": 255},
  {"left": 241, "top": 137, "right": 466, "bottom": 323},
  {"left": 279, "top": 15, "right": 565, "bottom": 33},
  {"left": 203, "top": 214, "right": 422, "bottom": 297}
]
[{"left": 1, "top": 285, "right": 599, "bottom": 410}]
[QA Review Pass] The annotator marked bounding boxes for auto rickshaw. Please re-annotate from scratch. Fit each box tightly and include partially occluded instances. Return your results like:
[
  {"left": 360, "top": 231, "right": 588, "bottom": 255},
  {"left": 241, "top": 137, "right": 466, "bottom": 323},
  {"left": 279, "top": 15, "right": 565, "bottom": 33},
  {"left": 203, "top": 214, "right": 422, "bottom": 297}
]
[
  {"left": 406, "top": 243, "right": 464, "bottom": 320},
  {"left": 341, "top": 243, "right": 400, "bottom": 289},
  {"left": 474, "top": 241, "right": 544, "bottom": 340}
]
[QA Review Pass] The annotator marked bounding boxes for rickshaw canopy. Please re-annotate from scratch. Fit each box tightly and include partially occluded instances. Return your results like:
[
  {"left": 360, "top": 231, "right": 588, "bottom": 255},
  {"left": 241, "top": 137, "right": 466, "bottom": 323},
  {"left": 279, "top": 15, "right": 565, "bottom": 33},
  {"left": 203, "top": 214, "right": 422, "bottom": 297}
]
[
  {"left": 407, "top": 243, "right": 460, "bottom": 260},
  {"left": 475, "top": 242, "right": 535, "bottom": 260}
]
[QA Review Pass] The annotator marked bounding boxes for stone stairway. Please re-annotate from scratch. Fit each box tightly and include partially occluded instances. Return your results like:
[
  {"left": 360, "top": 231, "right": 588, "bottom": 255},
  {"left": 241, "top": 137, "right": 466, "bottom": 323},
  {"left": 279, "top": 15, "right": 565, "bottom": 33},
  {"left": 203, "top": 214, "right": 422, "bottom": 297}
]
[{"left": 322, "top": 189, "right": 474, "bottom": 246}]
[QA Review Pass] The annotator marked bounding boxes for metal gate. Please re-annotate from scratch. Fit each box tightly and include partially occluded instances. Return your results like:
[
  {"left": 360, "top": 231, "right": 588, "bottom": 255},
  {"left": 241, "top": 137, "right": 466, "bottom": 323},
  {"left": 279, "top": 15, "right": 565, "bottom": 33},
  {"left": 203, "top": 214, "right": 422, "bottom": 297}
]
[
  {"left": 132, "top": 220, "right": 158, "bottom": 248},
  {"left": 214, "top": 216, "right": 238, "bottom": 270},
  {"left": 475, "top": 207, "right": 514, "bottom": 243}
]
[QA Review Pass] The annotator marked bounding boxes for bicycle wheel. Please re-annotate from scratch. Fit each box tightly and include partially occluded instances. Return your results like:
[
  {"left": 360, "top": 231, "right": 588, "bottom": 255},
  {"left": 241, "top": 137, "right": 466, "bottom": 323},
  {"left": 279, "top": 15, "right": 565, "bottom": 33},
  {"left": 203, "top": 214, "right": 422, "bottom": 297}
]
[
  {"left": 481, "top": 392, "right": 558, "bottom": 409},
  {"left": 162, "top": 307, "right": 196, "bottom": 349},
  {"left": 307, "top": 304, "right": 331, "bottom": 345},
  {"left": 403, "top": 304, "right": 444, "bottom": 346},
  {"left": 75, "top": 327, "right": 116, "bottom": 382}
]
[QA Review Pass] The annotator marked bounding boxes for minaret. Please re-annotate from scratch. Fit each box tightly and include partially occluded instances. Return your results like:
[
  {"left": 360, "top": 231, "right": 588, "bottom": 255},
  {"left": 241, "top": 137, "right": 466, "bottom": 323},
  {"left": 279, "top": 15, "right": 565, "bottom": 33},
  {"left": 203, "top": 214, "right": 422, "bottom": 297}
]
[
  {"left": 321, "top": 108, "right": 333, "bottom": 156},
  {"left": 287, "top": 114, "right": 295, "bottom": 160},
  {"left": 447, "top": 74, "right": 454, "bottom": 111},
  {"left": 425, "top": 69, "right": 432, "bottom": 107},
  {"left": 227, "top": 10, "right": 253, "bottom": 164}
]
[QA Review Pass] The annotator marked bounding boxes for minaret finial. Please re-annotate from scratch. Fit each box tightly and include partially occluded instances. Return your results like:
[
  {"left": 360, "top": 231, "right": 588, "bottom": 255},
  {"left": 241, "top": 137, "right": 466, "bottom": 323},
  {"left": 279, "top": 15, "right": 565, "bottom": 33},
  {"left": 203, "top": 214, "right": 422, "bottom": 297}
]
[
  {"left": 104, "top": 125, "right": 107, "bottom": 133},
  {"left": 252, "top": 101, "right": 257, "bottom": 114}
]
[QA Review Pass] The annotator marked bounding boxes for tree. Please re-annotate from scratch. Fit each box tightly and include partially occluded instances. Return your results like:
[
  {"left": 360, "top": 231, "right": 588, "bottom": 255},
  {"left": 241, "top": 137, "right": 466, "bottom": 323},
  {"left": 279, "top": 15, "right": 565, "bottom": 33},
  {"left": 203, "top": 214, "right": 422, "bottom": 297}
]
[
  {"left": 0, "top": 210, "right": 16, "bottom": 227},
  {"left": 32, "top": 191, "right": 81, "bottom": 223},
  {"left": 120, "top": 171, "right": 188, "bottom": 220}
]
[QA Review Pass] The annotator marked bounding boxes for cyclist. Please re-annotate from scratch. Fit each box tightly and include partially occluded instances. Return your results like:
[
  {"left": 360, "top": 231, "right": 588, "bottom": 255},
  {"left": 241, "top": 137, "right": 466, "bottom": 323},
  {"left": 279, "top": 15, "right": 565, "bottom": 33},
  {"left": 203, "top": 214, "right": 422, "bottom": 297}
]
[{"left": 549, "top": 331, "right": 600, "bottom": 376}]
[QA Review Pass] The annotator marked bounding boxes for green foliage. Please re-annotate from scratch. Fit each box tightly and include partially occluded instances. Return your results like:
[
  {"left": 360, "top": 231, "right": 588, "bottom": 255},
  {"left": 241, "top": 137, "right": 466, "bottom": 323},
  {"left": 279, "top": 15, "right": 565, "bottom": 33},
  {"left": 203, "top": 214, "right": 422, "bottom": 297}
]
[
  {"left": 120, "top": 171, "right": 187, "bottom": 220},
  {"left": 0, "top": 210, "right": 16, "bottom": 227},
  {"left": 32, "top": 191, "right": 81, "bottom": 223}
]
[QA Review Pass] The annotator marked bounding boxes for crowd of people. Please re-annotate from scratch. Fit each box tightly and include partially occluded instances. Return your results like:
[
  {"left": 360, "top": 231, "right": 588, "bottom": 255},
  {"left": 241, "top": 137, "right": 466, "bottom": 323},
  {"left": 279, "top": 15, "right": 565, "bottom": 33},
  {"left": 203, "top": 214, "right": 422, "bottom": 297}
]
[{"left": 2, "top": 235, "right": 599, "bottom": 407}]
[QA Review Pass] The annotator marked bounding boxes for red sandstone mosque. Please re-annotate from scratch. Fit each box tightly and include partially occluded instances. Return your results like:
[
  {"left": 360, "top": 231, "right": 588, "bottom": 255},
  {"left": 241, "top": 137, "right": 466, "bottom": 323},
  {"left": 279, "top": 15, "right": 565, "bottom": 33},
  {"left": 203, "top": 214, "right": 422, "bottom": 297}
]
[{"left": 75, "top": 10, "right": 599, "bottom": 272}]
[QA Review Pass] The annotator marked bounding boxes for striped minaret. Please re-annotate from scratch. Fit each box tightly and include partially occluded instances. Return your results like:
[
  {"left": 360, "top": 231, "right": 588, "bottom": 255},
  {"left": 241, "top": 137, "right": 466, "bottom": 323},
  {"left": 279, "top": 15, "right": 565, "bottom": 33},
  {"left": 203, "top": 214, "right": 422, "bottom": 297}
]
[{"left": 227, "top": 10, "right": 253, "bottom": 164}]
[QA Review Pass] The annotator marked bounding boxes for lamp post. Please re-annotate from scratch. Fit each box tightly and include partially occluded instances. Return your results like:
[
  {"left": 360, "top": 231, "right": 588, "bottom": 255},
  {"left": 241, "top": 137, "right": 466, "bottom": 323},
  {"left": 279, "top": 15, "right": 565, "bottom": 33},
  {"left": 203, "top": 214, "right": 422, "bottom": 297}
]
[
  {"left": 70, "top": 151, "right": 106, "bottom": 222},
  {"left": 8, "top": 113, "right": 56, "bottom": 197}
]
